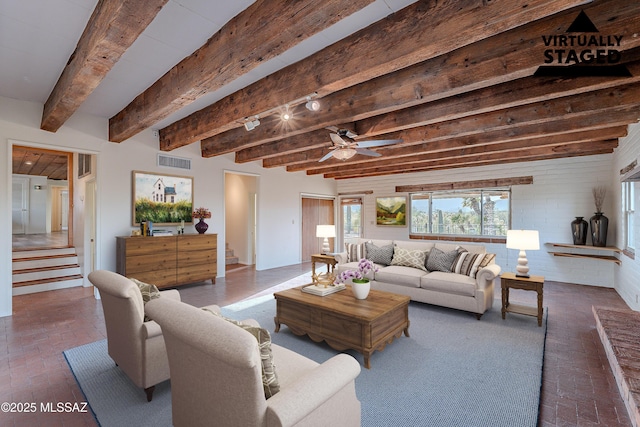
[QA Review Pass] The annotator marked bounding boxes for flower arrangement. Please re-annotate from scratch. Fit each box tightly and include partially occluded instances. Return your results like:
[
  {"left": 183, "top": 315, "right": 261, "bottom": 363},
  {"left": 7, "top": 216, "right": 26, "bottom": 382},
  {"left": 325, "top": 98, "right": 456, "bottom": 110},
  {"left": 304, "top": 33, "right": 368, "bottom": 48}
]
[
  {"left": 192, "top": 207, "right": 211, "bottom": 219},
  {"left": 335, "top": 258, "right": 379, "bottom": 284}
]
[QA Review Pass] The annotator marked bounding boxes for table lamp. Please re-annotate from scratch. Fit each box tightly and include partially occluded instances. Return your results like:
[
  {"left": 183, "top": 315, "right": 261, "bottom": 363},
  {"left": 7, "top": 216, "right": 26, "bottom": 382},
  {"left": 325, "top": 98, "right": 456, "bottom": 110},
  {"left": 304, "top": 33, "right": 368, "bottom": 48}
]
[
  {"left": 316, "top": 225, "right": 335, "bottom": 254},
  {"left": 506, "top": 229, "right": 540, "bottom": 278}
]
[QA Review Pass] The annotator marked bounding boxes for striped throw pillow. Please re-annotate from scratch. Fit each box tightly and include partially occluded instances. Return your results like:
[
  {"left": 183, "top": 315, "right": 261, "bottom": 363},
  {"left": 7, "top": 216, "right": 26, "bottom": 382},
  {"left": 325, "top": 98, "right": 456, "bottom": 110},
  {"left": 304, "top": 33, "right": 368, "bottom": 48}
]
[
  {"left": 451, "top": 253, "right": 496, "bottom": 278},
  {"left": 345, "top": 242, "right": 366, "bottom": 263}
]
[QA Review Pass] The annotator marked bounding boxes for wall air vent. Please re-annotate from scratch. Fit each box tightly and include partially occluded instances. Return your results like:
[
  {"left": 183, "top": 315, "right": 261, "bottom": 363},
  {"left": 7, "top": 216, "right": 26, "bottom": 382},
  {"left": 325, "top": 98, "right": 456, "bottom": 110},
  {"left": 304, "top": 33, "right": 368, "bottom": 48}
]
[{"left": 157, "top": 154, "right": 191, "bottom": 170}]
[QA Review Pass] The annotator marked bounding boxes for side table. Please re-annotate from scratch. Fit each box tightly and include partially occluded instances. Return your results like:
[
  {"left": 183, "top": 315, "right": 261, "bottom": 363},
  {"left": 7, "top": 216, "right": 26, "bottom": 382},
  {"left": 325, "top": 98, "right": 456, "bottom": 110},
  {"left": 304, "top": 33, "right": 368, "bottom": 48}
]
[
  {"left": 501, "top": 272, "right": 544, "bottom": 327},
  {"left": 311, "top": 253, "right": 338, "bottom": 285}
]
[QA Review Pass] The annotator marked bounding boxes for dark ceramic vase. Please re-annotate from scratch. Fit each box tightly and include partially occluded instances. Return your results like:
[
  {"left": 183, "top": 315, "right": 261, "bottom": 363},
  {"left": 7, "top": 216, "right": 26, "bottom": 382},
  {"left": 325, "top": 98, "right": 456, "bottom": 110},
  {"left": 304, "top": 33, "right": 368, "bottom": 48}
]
[
  {"left": 590, "top": 212, "right": 608, "bottom": 247},
  {"left": 570, "top": 217, "right": 588, "bottom": 245},
  {"left": 195, "top": 218, "right": 208, "bottom": 234}
]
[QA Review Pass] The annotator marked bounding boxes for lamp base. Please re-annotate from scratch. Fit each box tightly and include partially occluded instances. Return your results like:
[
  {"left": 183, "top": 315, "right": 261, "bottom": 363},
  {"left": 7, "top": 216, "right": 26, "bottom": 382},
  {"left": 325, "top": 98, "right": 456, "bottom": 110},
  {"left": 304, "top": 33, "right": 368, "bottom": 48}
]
[
  {"left": 321, "top": 238, "right": 331, "bottom": 255},
  {"left": 515, "top": 250, "right": 531, "bottom": 278}
]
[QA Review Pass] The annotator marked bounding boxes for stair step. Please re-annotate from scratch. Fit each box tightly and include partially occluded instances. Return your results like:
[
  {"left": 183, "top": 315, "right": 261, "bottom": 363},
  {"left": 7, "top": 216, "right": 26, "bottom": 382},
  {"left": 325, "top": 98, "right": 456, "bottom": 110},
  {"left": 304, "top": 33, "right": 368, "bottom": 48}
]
[
  {"left": 13, "top": 255, "right": 78, "bottom": 270},
  {"left": 225, "top": 256, "right": 239, "bottom": 265},
  {"left": 225, "top": 249, "right": 235, "bottom": 256},
  {"left": 13, "top": 247, "right": 76, "bottom": 259},
  {"left": 13, "top": 274, "right": 84, "bottom": 288},
  {"left": 12, "top": 275, "right": 84, "bottom": 296},
  {"left": 13, "top": 264, "right": 81, "bottom": 283}
]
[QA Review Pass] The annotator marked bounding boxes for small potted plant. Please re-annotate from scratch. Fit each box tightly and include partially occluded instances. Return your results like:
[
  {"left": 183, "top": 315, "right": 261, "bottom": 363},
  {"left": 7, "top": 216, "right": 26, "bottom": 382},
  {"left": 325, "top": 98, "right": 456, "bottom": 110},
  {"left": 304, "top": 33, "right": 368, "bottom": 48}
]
[
  {"left": 192, "top": 207, "right": 211, "bottom": 234},
  {"left": 335, "top": 258, "right": 378, "bottom": 299}
]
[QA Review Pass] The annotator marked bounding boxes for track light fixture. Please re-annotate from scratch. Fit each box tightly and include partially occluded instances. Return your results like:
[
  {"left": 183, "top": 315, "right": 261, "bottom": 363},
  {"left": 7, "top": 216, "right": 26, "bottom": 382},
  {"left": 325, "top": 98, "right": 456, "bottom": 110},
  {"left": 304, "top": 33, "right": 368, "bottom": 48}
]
[
  {"left": 281, "top": 105, "right": 291, "bottom": 121},
  {"left": 244, "top": 116, "right": 260, "bottom": 131},
  {"left": 305, "top": 96, "right": 320, "bottom": 111}
]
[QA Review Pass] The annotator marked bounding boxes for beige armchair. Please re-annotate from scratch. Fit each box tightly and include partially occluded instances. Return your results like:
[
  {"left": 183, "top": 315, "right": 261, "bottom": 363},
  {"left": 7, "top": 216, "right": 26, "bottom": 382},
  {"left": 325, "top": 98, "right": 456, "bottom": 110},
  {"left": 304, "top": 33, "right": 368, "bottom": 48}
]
[
  {"left": 88, "top": 270, "right": 220, "bottom": 402},
  {"left": 145, "top": 297, "right": 362, "bottom": 427}
]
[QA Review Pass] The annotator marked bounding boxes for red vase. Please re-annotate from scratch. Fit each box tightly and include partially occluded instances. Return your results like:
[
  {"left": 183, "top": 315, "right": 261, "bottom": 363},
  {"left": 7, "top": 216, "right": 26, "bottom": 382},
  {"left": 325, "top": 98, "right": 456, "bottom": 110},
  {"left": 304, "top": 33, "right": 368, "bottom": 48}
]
[{"left": 195, "top": 218, "right": 208, "bottom": 234}]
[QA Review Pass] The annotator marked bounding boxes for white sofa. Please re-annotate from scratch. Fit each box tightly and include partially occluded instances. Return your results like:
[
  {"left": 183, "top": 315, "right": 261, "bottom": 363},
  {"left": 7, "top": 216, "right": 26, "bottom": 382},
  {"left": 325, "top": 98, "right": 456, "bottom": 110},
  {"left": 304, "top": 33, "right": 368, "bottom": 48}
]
[{"left": 335, "top": 239, "right": 501, "bottom": 319}]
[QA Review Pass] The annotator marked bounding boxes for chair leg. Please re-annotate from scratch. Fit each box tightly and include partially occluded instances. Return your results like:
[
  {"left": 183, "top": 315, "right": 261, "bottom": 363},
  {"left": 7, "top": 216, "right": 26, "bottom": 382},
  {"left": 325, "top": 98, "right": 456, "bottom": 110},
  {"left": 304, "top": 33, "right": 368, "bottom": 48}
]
[
  {"left": 475, "top": 313, "right": 483, "bottom": 320},
  {"left": 145, "top": 386, "right": 155, "bottom": 402}
]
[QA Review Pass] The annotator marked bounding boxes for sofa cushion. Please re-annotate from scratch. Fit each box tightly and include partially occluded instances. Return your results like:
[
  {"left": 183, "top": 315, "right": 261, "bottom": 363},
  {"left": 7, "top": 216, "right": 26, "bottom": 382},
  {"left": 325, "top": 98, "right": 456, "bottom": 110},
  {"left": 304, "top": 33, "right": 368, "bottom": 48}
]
[
  {"left": 375, "top": 265, "right": 427, "bottom": 288},
  {"left": 204, "top": 309, "right": 280, "bottom": 399},
  {"left": 365, "top": 242, "right": 395, "bottom": 266},
  {"left": 390, "top": 246, "right": 428, "bottom": 271},
  {"left": 426, "top": 247, "right": 459, "bottom": 272},
  {"left": 393, "top": 240, "right": 434, "bottom": 253},
  {"left": 421, "top": 271, "right": 477, "bottom": 296},
  {"left": 344, "top": 242, "right": 366, "bottom": 263}
]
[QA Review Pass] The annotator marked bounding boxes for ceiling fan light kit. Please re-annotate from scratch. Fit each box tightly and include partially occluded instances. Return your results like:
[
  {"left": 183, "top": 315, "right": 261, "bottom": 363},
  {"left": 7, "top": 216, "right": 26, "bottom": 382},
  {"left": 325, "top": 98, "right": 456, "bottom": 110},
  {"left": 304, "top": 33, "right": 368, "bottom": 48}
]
[
  {"left": 320, "top": 127, "right": 403, "bottom": 162},
  {"left": 333, "top": 147, "right": 357, "bottom": 160}
]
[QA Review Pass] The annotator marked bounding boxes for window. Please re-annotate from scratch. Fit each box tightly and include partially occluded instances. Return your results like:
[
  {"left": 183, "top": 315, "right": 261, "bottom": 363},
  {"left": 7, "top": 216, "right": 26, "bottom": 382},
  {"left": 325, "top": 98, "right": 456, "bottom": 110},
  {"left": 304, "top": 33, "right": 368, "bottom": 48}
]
[
  {"left": 623, "top": 181, "right": 635, "bottom": 252},
  {"left": 341, "top": 197, "right": 363, "bottom": 241},
  {"left": 77, "top": 153, "right": 91, "bottom": 178},
  {"left": 410, "top": 189, "right": 510, "bottom": 237}
]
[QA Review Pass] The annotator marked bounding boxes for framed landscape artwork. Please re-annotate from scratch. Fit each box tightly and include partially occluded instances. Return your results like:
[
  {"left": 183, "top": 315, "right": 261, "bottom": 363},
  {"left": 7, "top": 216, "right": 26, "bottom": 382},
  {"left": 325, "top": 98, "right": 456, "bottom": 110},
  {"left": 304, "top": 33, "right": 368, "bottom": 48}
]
[
  {"left": 132, "top": 171, "right": 194, "bottom": 226},
  {"left": 376, "top": 196, "right": 407, "bottom": 226}
]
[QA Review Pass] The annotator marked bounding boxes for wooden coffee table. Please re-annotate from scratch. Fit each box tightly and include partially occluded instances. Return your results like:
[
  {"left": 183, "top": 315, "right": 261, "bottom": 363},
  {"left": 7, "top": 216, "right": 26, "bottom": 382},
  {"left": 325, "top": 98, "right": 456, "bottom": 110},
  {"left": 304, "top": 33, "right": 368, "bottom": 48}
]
[{"left": 273, "top": 286, "right": 410, "bottom": 368}]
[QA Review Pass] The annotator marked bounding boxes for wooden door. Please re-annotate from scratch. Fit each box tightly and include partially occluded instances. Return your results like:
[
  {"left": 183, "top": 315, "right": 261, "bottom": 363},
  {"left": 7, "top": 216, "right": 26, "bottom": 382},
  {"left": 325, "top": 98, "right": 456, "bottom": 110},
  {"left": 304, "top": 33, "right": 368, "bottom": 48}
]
[{"left": 301, "top": 197, "right": 335, "bottom": 261}]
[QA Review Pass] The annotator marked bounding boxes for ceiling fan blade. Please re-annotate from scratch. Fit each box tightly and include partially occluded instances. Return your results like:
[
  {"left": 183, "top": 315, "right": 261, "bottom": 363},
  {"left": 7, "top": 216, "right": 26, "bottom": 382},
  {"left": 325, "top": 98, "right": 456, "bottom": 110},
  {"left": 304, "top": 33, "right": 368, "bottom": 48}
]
[
  {"left": 330, "top": 133, "right": 348, "bottom": 146},
  {"left": 355, "top": 148, "right": 381, "bottom": 157},
  {"left": 325, "top": 125, "right": 340, "bottom": 133},
  {"left": 319, "top": 151, "right": 336, "bottom": 162},
  {"left": 356, "top": 139, "right": 403, "bottom": 148}
]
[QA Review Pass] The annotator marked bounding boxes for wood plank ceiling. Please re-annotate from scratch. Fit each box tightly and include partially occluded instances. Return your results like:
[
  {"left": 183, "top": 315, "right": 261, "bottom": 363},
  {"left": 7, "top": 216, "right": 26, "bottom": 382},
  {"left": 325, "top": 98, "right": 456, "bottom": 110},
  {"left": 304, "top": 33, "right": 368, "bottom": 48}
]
[{"left": 41, "top": 0, "right": 640, "bottom": 180}]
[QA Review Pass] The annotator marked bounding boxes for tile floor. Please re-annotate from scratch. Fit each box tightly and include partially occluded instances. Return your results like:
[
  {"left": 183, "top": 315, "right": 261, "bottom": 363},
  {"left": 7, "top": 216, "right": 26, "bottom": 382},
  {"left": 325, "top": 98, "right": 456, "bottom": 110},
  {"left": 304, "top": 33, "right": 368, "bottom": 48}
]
[{"left": 0, "top": 260, "right": 633, "bottom": 426}]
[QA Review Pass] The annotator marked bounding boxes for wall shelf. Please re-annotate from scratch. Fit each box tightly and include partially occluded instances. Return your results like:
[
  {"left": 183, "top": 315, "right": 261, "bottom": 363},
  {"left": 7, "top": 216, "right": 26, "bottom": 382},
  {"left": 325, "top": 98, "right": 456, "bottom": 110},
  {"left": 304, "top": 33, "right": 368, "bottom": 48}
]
[{"left": 547, "top": 243, "right": 621, "bottom": 265}]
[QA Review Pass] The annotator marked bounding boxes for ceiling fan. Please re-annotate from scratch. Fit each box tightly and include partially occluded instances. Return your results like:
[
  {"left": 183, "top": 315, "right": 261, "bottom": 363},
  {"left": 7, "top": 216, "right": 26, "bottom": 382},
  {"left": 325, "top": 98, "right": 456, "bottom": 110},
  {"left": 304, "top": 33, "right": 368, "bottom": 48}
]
[{"left": 319, "top": 127, "right": 403, "bottom": 162}]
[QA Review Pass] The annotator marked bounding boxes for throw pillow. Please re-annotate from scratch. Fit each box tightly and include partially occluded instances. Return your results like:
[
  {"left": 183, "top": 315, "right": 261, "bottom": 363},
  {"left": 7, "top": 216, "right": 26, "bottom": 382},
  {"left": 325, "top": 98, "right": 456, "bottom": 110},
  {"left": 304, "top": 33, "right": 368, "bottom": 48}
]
[
  {"left": 345, "top": 242, "right": 366, "bottom": 263},
  {"left": 365, "top": 242, "right": 395, "bottom": 266},
  {"left": 390, "top": 246, "right": 428, "bottom": 271},
  {"left": 203, "top": 309, "right": 280, "bottom": 399},
  {"left": 451, "top": 253, "right": 497, "bottom": 278},
  {"left": 426, "top": 247, "right": 459, "bottom": 272},
  {"left": 130, "top": 278, "right": 161, "bottom": 322},
  {"left": 450, "top": 247, "right": 469, "bottom": 274}
]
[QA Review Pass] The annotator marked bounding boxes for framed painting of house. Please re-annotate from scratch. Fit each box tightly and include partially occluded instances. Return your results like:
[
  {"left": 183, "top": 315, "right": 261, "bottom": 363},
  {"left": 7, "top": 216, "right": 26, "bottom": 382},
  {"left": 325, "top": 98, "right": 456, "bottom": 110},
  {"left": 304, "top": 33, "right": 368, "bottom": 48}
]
[
  {"left": 132, "top": 171, "right": 194, "bottom": 226},
  {"left": 376, "top": 196, "right": 407, "bottom": 226}
]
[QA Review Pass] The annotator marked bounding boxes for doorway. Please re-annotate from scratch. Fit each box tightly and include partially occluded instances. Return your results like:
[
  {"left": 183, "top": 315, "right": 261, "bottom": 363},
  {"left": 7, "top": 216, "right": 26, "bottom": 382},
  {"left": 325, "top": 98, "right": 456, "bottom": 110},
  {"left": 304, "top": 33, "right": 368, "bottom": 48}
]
[
  {"left": 11, "top": 146, "right": 73, "bottom": 249},
  {"left": 224, "top": 172, "right": 258, "bottom": 272},
  {"left": 301, "top": 196, "right": 335, "bottom": 261}
]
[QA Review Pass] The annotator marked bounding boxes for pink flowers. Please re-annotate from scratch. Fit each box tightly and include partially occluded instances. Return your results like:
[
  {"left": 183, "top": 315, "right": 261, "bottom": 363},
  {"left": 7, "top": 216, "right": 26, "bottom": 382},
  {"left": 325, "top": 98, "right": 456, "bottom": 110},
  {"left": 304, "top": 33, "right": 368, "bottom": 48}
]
[{"left": 336, "top": 258, "right": 378, "bottom": 283}]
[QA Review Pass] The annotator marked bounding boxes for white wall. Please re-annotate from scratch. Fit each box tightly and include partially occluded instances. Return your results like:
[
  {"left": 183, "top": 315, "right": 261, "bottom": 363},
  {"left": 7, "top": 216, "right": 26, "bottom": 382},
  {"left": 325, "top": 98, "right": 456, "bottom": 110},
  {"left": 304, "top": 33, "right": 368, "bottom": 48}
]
[
  {"left": 613, "top": 122, "right": 640, "bottom": 310},
  {"left": 336, "top": 153, "right": 616, "bottom": 288},
  {"left": 0, "top": 95, "right": 336, "bottom": 317}
]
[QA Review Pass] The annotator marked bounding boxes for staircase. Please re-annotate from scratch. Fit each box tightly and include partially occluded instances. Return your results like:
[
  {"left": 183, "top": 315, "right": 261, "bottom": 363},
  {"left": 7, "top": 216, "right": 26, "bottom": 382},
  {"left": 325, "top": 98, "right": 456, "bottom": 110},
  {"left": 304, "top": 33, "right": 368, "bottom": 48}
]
[
  {"left": 12, "top": 247, "right": 83, "bottom": 295},
  {"left": 225, "top": 243, "right": 239, "bottom": 265}
]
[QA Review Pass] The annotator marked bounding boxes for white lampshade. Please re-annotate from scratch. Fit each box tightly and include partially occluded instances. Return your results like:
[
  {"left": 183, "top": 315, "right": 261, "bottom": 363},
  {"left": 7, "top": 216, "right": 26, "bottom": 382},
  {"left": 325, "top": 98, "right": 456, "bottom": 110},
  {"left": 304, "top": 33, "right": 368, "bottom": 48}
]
[
  {"left": 316, "top": 225, "right": 336, "bottom": 238},
  {"left": 506, "top": 230, "right": 539, "bottom": 277},
  {"left": 316, "top": 225, "right": 335, "bottom": 254},
  {"left": 506, "top": 230, "right": 540, "bottom": 250}
]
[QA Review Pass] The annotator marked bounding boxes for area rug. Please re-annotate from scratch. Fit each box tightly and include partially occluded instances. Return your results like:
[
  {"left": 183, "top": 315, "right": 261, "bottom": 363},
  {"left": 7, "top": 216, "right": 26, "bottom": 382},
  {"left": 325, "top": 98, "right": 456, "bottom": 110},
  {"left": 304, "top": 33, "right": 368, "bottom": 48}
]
[{"left": 65, "top": 289, "right": 547, "bottom": 427}]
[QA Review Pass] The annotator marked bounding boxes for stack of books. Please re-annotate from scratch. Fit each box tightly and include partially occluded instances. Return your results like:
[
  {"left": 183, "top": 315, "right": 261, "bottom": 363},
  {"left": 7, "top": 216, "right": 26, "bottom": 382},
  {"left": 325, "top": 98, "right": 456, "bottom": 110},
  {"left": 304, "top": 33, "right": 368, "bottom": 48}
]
[{"left": 301, "top": 283, "right": 346, "bottom": 296}]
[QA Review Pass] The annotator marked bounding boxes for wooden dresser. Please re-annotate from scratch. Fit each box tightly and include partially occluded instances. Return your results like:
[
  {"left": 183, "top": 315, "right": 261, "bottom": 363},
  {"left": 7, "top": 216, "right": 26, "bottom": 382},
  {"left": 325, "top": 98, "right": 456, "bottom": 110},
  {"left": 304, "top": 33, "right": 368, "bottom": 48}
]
[{"left": 116, "top": 234, "right": 217, "bottom": 288}]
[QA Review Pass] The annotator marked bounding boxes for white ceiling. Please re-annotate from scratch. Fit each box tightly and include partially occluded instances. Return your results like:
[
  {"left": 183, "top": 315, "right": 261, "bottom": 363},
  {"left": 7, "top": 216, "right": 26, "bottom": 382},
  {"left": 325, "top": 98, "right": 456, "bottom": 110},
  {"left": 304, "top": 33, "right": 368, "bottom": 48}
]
[{"left": 0, "top": 0, "right": 417, "bottom": 131}]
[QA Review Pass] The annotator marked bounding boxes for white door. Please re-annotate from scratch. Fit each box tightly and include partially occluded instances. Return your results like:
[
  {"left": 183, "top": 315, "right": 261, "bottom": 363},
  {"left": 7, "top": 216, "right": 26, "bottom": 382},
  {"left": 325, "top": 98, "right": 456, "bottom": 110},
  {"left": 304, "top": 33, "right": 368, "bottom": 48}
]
[{"left": 12, "top": 177, "right": 28, "bottom": 234}]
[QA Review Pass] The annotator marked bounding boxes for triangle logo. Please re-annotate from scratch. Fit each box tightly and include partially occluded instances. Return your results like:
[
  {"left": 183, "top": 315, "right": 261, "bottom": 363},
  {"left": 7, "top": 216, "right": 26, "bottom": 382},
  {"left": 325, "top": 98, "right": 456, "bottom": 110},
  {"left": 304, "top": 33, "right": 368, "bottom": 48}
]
[
  {"left": 566, "top": 10, "right": 599, "bottom": 33},
  {"left": 534, "top": 10, "right": 631, "bottom": 78}
]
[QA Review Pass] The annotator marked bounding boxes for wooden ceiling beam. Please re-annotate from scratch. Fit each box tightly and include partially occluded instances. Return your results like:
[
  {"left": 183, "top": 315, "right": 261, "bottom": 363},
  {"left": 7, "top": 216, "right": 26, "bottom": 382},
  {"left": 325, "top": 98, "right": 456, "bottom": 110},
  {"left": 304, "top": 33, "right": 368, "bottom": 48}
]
[
  {"left": 315, "top": 128, "right": 626, "bottom": 177},
  {"left": 108, "top": 0, "right": 376, "bottom": 142},
  {"left": 274, "top": 84, "right": 640, "bottom": 172},
  {"left": 236, "top": 61, "right": 640, "bottom": 164},
  {"left": 160, "top": 0, "right": 588, "bottom": 150},
  {"left": 41, "top": 0, "right": 168, "bottom": 133},
  {"left": 200, "top": 0, "right": 640, "bottom": 157},
  {"left": 323, "top": 141, "right": 618, "bottom": 179}
]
